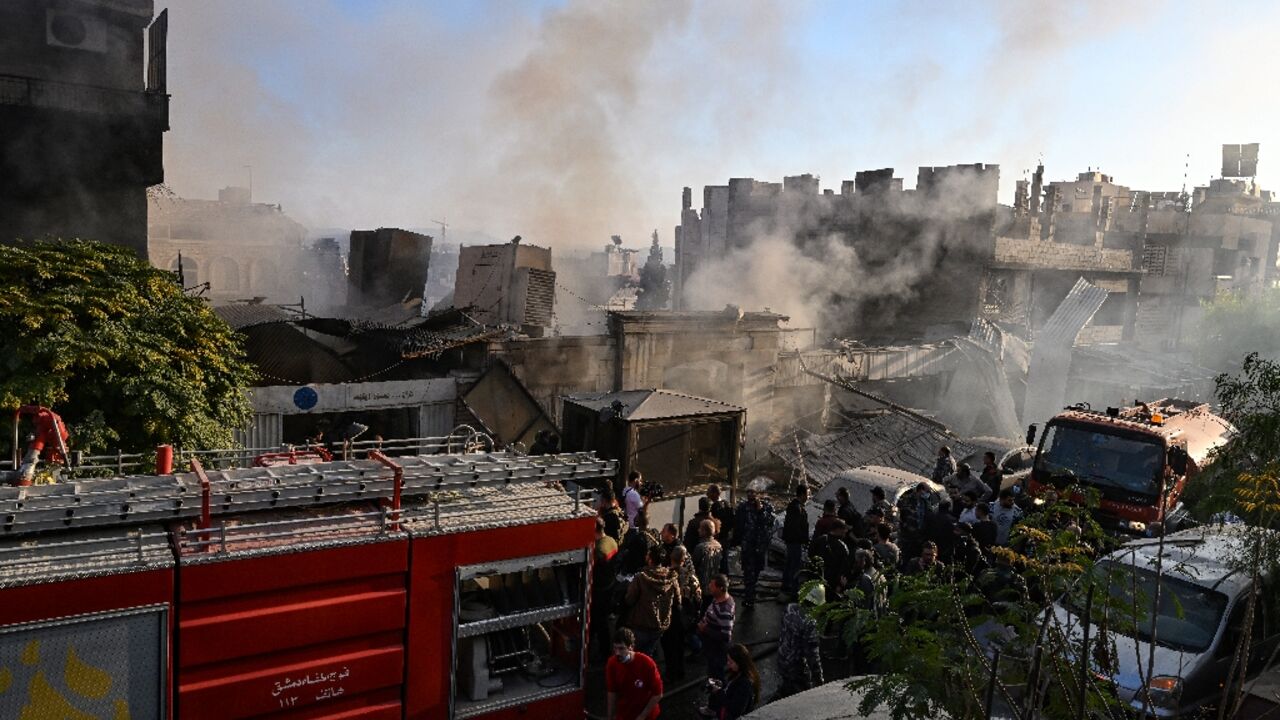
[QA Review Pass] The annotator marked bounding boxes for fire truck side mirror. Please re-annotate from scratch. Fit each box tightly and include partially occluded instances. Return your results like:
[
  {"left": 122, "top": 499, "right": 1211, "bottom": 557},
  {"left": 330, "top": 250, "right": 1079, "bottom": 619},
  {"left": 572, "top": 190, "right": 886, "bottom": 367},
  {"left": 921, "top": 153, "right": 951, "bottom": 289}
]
[
  {"left": 1025, "top": 424, "right": 1038, "bottom": 446},
  {"left": 1168, "top": 446, "right": 1188, "bottom": 476}
]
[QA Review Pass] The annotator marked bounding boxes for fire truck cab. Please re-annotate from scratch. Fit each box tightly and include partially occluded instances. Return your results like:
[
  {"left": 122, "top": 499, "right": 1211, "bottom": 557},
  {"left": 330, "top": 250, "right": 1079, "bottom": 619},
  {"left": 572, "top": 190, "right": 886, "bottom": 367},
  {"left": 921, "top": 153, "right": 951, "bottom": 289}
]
[{"left": 1026, "top": 399, "right": 1234, "bottom": 535}]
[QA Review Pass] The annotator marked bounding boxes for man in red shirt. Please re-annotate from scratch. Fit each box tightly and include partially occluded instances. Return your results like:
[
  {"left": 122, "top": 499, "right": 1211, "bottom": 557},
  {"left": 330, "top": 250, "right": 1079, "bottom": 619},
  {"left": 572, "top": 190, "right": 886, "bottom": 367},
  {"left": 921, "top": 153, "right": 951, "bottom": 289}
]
[{"left": 606, "top": 627, "right": 663, "bottom": 720}]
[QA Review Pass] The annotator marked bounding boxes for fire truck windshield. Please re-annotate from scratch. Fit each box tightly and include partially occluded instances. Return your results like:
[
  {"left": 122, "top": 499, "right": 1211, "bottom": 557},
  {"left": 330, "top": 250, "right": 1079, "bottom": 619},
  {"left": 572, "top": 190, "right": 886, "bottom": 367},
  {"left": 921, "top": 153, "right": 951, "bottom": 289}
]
[{"left": 1035, "top": 423, "right": 1165, "bottom": 497}]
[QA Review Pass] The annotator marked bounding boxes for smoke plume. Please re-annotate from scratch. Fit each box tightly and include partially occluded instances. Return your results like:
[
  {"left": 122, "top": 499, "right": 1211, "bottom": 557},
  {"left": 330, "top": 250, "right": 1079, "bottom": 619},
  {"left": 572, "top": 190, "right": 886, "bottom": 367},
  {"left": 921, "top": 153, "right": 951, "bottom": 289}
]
[
  {"left": 159, "top": 0, "right": 796, "bottom": 248},
  {"left": 681, "top": 167, "right": 998, "bottom": 338}
]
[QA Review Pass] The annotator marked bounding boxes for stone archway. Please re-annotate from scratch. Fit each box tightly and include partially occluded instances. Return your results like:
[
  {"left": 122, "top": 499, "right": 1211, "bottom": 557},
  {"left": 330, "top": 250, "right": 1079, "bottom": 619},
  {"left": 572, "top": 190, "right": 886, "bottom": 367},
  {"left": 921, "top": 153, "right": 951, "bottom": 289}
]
[
  {"left": 169, "top": 255, "right": 198, "bottom": 285},
  {"left": 209, "top": 256, "right": 241, "bottom": 292},
  {"left": 248, "top": 258, "right": 279, "bottom": 292}
]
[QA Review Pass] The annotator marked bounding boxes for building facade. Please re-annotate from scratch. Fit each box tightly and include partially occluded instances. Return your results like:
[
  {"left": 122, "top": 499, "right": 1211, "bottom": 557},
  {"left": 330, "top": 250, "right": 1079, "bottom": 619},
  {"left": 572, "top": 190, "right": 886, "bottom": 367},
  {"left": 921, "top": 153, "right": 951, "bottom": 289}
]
[
  {"left": 0, "top": 0, "right": 168, "bottom": 255},
  {"left": 148, "top": 187, "right": 346, "bottom": 309}
]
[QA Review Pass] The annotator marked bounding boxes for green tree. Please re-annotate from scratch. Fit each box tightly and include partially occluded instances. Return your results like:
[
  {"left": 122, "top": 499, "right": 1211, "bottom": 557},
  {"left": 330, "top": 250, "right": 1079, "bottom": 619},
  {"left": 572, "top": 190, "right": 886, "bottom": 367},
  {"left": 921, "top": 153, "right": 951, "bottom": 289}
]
[
  {"left": 1184, "top": 352, "right": 1280, "bottom": 518},
  {"left": 812, "top": 494, "right": 1127, "bottom": 720},
  {"left": 817, "top": 354, "right": 1280, "bottom": 720},
  {"left": 1192, "top": 289, "right": 1280, "bottom": 372},
  {"left": 1200, "top": 353, "right": 1280, "bottom": 719},
  {"left": 0, "top": 240, "right": 256, "bottom": 456},
  {"left": 636, "top": 229, "right": 670, "bottom": 310}
]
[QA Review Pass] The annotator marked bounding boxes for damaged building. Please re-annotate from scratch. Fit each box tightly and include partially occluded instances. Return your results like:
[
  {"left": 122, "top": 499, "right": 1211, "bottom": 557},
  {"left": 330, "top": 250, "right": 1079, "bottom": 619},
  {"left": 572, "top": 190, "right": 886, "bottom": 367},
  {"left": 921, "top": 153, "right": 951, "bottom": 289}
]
[
  {"left": 991, "top": 151, "right": 1280, "bottom": 351},
  {"left": 148, "top": 186, "right": 346, "bottom": 309},
  {"left": 673, "top": 165, "right": 1001, "bottom": 341},
  {"left": 453, "top": 237, "right": 556, "bottom": 334},
  {"left": 0, "top": 0, "right": 169, "bottom": 255},
  {"left": 348, "top": 227, "right": 432, "bottom": 310}
]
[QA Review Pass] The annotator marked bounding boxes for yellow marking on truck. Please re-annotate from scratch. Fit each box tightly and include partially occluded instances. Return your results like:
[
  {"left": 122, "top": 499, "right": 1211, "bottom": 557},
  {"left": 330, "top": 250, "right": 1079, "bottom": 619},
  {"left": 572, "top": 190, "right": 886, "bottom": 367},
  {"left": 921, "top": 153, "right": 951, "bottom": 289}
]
[
  {"left": 19, "top": 670, "right": 96, "bottom": 720},
  {"left": 20, "top": 641, "right": 38, "bottom": 667},
  {"left": 65, "top": 646, "right": 112, "bottom": 699}
]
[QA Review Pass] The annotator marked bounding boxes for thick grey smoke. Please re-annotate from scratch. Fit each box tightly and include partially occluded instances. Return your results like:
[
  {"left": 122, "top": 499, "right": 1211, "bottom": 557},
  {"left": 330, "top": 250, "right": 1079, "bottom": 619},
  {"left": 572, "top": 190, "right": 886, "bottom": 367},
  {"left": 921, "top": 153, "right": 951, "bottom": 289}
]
[
  {"left": 159, "top": 0, "right": 797, "bottom": 249},
  {"left": 681, "top": 168, "right": 998, "bottom": 337}
]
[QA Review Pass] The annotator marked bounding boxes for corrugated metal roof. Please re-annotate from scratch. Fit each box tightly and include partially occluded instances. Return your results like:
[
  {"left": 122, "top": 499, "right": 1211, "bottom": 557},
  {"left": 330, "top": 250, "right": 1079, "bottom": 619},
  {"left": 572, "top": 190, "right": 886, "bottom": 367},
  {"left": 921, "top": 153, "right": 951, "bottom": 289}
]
[
  {"left": 564, "top": 389, "right": 744, "bottom": 421},
  {"left": 773, "top": 412, "right": 976, "bottom": 488},
  {"left": 1023, "top": 278, "right": 1108, "bottom": 426},
  {"left": 213, "top": 303, "right": 295, "bottom": 330},
  {"left": 1037, "top": 277, "right": 1108, "bottom": 346}
]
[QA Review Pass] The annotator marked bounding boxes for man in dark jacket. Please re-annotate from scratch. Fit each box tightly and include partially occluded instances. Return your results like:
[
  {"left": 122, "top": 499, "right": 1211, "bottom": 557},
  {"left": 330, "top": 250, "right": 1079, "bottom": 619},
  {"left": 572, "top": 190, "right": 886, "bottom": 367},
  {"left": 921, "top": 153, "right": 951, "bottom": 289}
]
[
  {"left": 733, "top": 489, "right": 775, "bottom": 608},
  {"left": 972, "top": 502, "right": 998, "bottom": 550},
  {"left": 592, "top": 517, "right": 620, "bottom": 661},
  {"left": 834, "top": 486, "right": 866, "bottom": 540},
  {"left": 684, "top": 496, "right": 713, "bottom": 550},
  {"left": 980, "top": 451, "right": 1002, "bottom": 499},
  {"left": 707, "top": 484, "right": 735, "bottom": 570},
  {"left": 924, "top": 500, "right": 958, "bottom": 561},
  {"left": 811, "top": 519, "right": 851, "bottom": 597},
  {"left": 951, "top": 522, "right": 988, "bottom": 578},
  {"left": 619, "top": 510, "right": 660, "bottom": 576},
  {"left": 896, "top": 483, "right": 933, "bottom": 562},
  {"left": 781, "top": 485, "right": 810, "bottom": 598}
]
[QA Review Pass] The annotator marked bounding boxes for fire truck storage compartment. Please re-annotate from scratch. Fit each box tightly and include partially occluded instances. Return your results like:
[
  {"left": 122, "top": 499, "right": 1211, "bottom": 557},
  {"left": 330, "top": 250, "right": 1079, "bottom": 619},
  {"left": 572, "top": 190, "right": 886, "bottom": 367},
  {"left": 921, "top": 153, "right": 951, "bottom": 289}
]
[
  {"left": 173, "top": 505, "right": 408, "bottom": 720},
  {"left": 0, "top": 525, "right": 174, "bottom": 720},
  {"left": 0, "top": 446, "right": 616, "bottom": 720},
  {"left": 401, "top": 480, "right": 597, "bottom": 720}
]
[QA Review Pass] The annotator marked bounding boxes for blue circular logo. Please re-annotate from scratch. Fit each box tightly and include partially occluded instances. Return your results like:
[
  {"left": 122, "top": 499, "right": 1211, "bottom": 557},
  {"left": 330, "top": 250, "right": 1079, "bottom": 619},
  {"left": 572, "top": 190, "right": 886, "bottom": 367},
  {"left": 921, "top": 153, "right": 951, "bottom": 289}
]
[{"left": 293, "top": 386, "right": 319, "bottom": 411}]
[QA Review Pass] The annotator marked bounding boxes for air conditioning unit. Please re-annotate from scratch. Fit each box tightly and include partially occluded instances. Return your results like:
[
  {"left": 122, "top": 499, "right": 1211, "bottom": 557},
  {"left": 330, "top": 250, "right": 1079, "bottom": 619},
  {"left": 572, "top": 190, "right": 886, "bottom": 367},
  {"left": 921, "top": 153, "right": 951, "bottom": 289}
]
[{"left": 46, "top": 9, "right": 109, "bottom": 53}]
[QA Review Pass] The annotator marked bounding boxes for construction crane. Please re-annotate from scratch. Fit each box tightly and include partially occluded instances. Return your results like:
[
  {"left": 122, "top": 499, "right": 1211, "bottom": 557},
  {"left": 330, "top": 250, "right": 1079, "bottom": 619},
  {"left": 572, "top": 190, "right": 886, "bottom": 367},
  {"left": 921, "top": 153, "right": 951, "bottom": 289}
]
[{"left": 431, "top": 217, "right": 448, "bottom": 244}]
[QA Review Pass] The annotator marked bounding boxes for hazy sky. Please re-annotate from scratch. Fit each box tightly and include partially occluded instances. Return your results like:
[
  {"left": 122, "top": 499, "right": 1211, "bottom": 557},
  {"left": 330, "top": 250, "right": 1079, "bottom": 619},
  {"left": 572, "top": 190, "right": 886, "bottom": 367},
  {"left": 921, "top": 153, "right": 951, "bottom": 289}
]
[{"left": 159, "top": 0, "right": 1280, "bottom": 249}]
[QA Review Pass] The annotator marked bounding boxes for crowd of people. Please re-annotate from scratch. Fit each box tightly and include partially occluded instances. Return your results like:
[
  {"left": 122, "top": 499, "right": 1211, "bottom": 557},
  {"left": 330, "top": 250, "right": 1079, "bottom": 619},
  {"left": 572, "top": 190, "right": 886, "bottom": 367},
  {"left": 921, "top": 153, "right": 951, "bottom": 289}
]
[
  {"left": 594, "top": 472, "right": 765, "bottom": 719},
  {"left": 592, "top": 451, "right": 1056, "bottom": 719}
]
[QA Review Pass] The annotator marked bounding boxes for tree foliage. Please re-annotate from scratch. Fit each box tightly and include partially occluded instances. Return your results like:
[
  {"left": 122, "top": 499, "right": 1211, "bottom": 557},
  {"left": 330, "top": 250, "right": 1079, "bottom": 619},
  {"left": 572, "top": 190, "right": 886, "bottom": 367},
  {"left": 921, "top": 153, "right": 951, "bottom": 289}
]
[
  {"left": 1184, "top": 352, "right": 1280, "bottom": 518},
  {"left": 812, "top": 494, "right": 1129, "bottom": 720},
  {"left": 0, "top": 240, "right": 256, "bottom": 455},
  {"left": 818, "top": 353, "right": 1280, "bottom": 720},
  {"left": 636, "top": 229, "right": 670, "bottom": 310},
  {"left": 1192, "top": 289, "right": 1280, "bottom": 372}
]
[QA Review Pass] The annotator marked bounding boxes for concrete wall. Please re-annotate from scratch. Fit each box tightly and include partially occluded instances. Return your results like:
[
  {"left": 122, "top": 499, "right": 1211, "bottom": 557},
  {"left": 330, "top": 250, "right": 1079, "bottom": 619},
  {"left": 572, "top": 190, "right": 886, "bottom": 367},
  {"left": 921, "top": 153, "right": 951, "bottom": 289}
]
[{"left": 490, "top": 311, "right": 797, "bottom": 453}]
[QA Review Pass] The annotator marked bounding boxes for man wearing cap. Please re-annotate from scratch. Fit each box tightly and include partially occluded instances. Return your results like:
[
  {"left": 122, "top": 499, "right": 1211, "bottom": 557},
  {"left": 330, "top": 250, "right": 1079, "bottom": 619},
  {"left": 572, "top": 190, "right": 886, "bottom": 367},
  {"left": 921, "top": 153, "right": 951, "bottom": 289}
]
[{"left": 774, "top": 583, "right": 826, "bottom": 700}]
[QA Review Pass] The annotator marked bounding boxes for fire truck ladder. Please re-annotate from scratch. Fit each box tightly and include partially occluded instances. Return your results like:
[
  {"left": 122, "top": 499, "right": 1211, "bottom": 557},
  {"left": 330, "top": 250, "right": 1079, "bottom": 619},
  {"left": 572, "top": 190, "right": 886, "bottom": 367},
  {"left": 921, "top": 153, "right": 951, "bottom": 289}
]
[{"left": 0, "top": 444, "right": 617, "bottom": 537}]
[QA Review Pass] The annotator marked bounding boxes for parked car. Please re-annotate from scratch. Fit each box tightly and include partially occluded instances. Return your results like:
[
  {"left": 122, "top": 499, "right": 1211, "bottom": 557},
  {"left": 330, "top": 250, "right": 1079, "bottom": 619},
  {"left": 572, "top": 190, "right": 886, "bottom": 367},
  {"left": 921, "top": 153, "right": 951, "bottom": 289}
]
[
  {"left": 1051, "top": 526, "right": 1280, "bottom": 717},
  {"left": 771, "top": 466, "right": 944, "bottom": 553}
]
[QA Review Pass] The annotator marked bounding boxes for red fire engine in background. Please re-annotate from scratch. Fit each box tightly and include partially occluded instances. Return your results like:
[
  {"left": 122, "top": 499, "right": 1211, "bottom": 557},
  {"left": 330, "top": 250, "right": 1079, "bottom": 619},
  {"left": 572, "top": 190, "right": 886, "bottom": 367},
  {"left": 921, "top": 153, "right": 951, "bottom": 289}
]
[
  {"left": 0, "top": 433, "right": 614, "bottom": 720},
  {"left": 1026, "top": 398, "right": 1234, "bottom": 535}
]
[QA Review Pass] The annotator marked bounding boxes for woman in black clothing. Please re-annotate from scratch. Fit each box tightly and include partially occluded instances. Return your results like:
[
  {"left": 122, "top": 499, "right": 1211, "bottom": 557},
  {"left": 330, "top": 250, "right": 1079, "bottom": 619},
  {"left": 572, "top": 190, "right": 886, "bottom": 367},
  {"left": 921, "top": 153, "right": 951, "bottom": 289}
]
[{"left": 699, "top": 643, "right": 760, "bottom": 719}]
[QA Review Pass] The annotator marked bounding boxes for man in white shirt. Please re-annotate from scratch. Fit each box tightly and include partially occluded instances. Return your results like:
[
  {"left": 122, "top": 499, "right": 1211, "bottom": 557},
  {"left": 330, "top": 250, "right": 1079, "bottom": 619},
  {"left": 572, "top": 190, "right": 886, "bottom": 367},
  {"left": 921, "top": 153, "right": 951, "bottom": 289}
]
[
  {"left": 990, "top": 489, "right": 1024, "bottom": 546},
  {"left": 623, "top": 471, "right": 646, "bottom": 525}
]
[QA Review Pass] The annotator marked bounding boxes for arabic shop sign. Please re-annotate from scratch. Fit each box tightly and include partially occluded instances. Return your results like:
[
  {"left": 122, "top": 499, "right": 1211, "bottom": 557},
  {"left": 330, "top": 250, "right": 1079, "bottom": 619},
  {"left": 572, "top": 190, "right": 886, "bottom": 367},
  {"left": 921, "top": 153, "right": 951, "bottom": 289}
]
[{"left": 249, "top": 379, "right": 457, "bottom": 414}]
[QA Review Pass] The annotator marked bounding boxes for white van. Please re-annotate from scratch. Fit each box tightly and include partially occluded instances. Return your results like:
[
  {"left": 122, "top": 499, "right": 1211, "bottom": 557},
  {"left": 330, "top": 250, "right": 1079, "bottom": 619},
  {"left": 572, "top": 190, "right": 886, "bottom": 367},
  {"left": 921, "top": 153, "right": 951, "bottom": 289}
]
[
  {"left": 1051, "top": 526, "right": 1279, "bottom": 717},
  {"left": 770, "top": 466, "right": 944, "bottom": 554}
]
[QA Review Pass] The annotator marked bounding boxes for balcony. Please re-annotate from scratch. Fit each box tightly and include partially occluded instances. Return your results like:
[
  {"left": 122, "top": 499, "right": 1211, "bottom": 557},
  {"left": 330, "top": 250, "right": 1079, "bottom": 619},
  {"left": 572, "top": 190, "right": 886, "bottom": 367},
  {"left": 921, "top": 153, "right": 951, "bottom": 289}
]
[{"left": 0, "top": 73, "right": 168, "bottom": 128}]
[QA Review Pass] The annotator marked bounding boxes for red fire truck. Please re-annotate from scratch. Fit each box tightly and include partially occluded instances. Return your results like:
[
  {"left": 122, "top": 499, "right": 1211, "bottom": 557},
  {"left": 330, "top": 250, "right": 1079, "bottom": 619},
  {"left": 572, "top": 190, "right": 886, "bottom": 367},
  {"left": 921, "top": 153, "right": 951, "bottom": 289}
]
[
  {"left": 0, "top": 436, "right": 614, "bottom": 719},
  {"left": 1026, "top": 399, "right": 1233, "bottom": 535}
]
